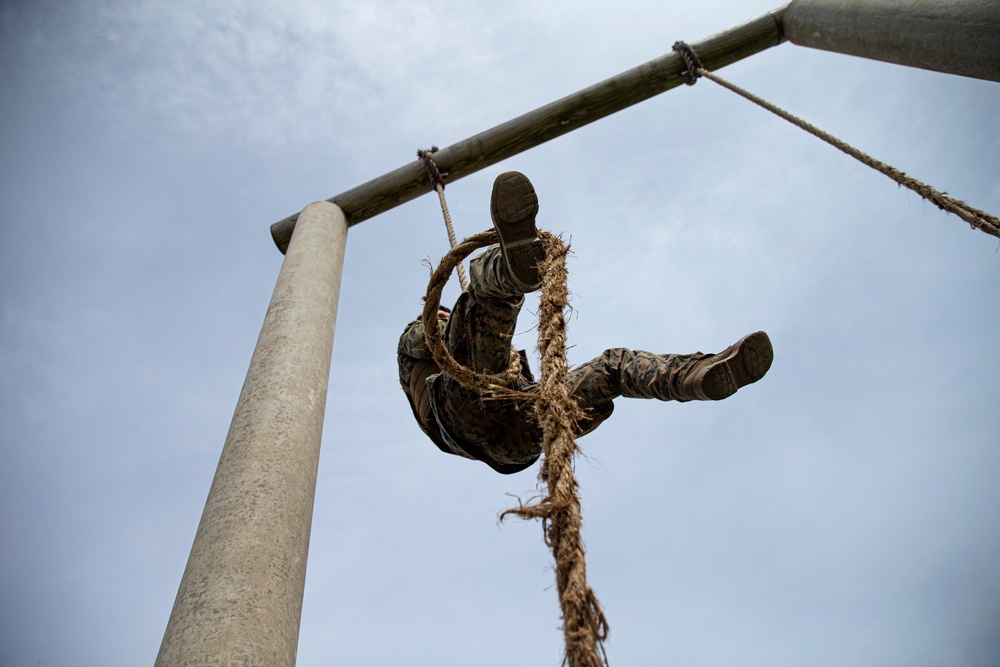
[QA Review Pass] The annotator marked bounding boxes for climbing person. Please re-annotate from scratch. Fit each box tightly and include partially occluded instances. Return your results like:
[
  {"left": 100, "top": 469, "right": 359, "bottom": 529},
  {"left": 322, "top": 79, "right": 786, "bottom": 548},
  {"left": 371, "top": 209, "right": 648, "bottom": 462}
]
[{"left": 398, "top": 171, "right": 774, "bottom": 474}]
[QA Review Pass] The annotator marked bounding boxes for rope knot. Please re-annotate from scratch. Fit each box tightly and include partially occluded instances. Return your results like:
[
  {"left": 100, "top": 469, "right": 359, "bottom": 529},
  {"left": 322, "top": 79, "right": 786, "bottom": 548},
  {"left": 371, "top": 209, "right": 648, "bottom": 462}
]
[
  {"left": 672, "top": 41, "right": 704, "bottom": 85},
  {"left": 418, "top": 147, "right": 446, "bottom": 190}
]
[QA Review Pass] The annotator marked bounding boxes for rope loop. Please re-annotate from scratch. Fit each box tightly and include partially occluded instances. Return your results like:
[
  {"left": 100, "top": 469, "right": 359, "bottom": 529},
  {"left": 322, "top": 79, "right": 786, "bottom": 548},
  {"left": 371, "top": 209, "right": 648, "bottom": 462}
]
[
  {"left": 422, "top": 229, "right": 524, "bottom": 392},
  {"left": 672, "top": 41, "right": 704, "bottom": 85}
]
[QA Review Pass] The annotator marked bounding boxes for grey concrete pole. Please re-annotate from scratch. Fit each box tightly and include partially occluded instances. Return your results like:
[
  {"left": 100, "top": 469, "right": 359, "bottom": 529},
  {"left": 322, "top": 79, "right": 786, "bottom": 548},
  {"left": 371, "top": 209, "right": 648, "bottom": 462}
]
[
  {"left": 784, "top": 0, "right": 1000, "bottom": 83},
  {"left": 155, "top": 201, "right": 348, "bottom": 666}
]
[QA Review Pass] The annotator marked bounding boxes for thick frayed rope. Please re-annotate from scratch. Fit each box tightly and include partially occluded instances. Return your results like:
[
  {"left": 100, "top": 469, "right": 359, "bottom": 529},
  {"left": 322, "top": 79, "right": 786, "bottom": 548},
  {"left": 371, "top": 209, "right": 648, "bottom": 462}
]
[
  {"left": 422, "top": 230, "right": 609, "bottom": 667},
  {"left": 671, "top": 41, "right": 1000, "bottom": 240}
]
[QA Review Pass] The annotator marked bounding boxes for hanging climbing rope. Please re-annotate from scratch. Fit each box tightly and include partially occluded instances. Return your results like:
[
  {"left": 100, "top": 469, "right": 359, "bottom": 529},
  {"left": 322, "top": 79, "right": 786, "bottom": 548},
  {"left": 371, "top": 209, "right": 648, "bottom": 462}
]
[
  {"left": 671, "top": 41, "right": 1000, "bottom": 240},
  {"left": 421, "top": 229, "right": 608, "bottom": 667},
  {"left": 419, "top": 148, "right": 470, "bottom": 291}
]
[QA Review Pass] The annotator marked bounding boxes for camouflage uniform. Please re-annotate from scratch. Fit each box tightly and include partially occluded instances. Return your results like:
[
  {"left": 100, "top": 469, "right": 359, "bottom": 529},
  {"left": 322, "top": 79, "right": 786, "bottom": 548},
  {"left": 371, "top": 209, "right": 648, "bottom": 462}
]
[{"left": 398, "top": 245, "right": 709, "bottom": 474}]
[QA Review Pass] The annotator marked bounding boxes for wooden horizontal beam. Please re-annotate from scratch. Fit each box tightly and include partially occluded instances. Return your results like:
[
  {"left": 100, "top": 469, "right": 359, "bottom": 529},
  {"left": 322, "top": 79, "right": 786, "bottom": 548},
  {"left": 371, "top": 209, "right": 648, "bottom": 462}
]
[{"left": 270, "top": 5, "right": 788, "bottom": 252}]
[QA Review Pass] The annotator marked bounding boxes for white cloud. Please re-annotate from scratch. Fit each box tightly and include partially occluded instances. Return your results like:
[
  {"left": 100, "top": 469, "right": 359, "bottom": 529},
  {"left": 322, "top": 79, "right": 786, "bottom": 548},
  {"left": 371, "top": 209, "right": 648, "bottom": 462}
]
[{"left": 6, "top": 0, "right": 508, "bottom": 148}]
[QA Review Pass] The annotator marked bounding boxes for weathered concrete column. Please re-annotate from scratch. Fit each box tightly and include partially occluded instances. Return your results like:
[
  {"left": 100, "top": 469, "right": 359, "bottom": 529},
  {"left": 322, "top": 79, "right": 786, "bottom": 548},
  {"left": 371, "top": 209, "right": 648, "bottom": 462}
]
[
  {"left": 156, "top": 201, "right": 348, "bottom": 666},
  {"left": 784, "top": 0, "right": 1000, "bottom": 83}
]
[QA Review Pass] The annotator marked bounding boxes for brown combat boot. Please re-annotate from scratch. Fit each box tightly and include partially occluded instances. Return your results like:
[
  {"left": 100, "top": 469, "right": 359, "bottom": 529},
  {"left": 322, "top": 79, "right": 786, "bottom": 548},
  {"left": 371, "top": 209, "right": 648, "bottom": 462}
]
[
  {"left": 490, "top": 171, "right": 545, "bottom": 293},
  {"left": 680, "top": 331, "right": 774, "bottom": 401}
]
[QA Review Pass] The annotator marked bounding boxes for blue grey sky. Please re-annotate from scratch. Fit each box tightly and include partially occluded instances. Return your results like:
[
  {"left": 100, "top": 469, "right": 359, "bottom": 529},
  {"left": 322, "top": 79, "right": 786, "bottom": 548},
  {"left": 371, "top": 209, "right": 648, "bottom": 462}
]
[{"left": 1, "top": 1, "right": 998, "bottom": 665}]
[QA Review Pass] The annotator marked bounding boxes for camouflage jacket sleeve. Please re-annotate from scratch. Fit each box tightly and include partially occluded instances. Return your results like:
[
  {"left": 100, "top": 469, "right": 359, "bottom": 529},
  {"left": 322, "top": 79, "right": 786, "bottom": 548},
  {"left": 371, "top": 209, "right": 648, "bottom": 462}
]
[
  {"left": 398, "top": 317, "right": 435, "bottom": 361},
  {"left": 398, "top": 316, "right": 445, "bottom": 393}
]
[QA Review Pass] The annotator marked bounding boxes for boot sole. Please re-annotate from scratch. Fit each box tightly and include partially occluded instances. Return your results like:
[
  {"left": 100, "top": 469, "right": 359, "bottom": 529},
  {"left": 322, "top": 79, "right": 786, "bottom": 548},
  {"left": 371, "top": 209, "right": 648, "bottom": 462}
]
[
  {"left": 699, "top": 331, "right": 774, "bottom": 401},
  {"left": 490, "top": 172, "right": 544, "bottom": 293}
]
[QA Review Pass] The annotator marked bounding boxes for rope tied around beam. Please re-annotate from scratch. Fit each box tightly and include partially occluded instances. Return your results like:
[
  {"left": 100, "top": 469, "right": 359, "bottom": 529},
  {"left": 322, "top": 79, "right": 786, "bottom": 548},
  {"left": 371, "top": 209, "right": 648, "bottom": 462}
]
[
  {"left": 672, "top": 40, "right": 704, "bottom": 85},
  {"left": 421, "top": 229, "right": 609, "bottom": 667},
  {"left": 419, "top": 147, "right": 470, "bottom": 290},
  {"left": 670, "top": 41, "right": 1000, "bottom": 240}
]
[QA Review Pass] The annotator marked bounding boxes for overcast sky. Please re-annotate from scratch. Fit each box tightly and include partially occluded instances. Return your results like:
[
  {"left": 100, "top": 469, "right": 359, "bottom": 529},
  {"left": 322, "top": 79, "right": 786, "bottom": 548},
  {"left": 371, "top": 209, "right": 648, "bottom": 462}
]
[{"left": 1, "top": 1, "right": 999, "bottom": 665}]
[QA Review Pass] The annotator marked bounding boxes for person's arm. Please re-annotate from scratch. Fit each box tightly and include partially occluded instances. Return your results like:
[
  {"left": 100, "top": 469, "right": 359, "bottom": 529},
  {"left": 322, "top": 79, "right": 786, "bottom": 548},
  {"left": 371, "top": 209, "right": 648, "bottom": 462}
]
[{"left": 398, "top": 317, "right": 434, "bottom": 360}]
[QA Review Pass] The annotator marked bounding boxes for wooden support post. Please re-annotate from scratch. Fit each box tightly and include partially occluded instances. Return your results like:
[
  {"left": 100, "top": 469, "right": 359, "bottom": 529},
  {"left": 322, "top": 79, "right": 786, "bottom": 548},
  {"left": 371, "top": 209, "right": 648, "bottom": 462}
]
[
  {"left": 784, "top": 0, "right": 1000, "bottom": 83},
  {"left": 155, "top": 201, "right": 348, "bottom": 666},
  {"left": 269, "top": 6, "right": 789, "bottom": 252}
]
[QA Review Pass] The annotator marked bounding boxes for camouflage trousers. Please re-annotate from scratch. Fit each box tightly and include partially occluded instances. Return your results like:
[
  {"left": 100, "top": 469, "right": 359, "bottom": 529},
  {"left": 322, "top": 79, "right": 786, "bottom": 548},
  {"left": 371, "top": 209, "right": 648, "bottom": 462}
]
[{"left": 433, "top": 245, "right": 708, "bottom": 468}]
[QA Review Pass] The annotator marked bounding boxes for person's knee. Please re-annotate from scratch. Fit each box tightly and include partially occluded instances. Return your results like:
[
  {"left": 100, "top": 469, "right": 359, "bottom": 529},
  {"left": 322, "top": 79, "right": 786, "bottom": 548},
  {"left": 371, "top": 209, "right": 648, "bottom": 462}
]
[{"left": 598, "top": 348, "right": 631, "bottom": 368}]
